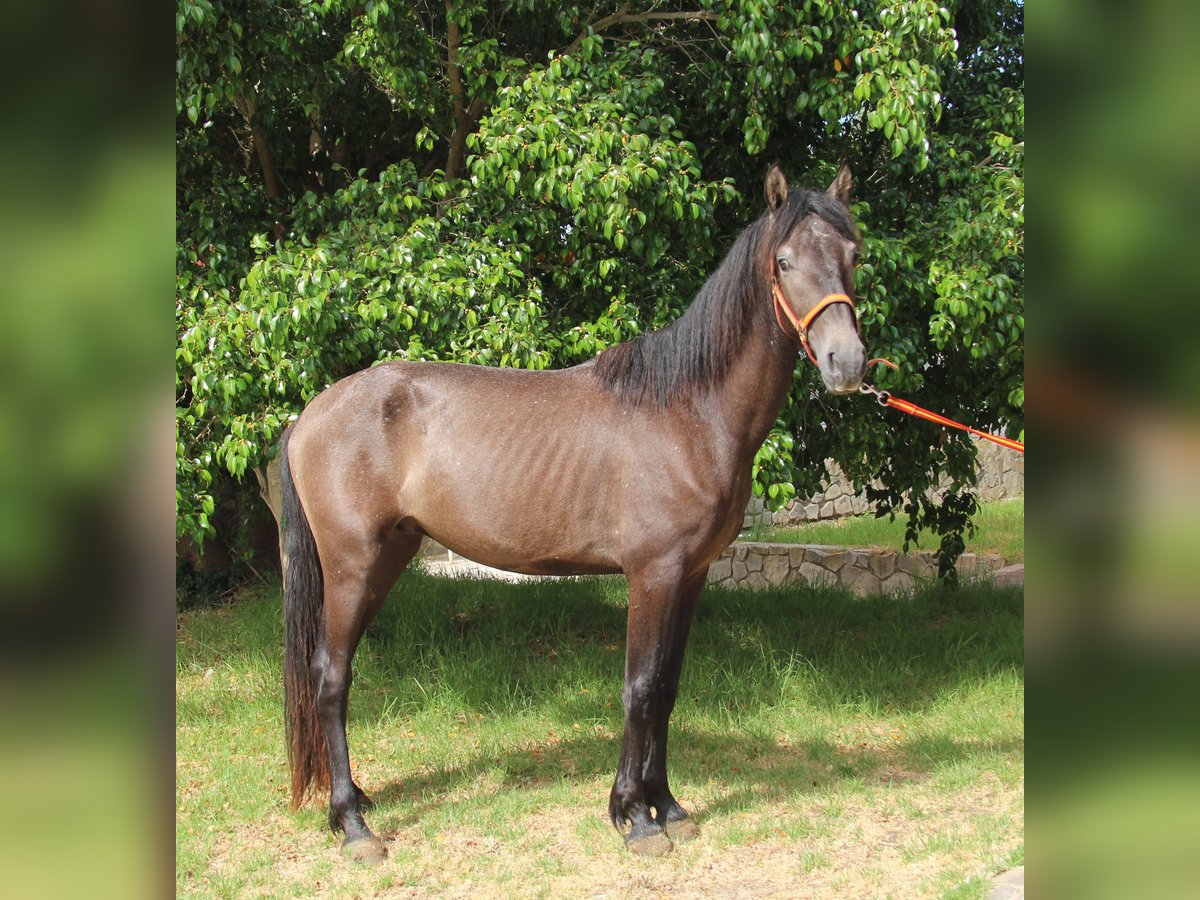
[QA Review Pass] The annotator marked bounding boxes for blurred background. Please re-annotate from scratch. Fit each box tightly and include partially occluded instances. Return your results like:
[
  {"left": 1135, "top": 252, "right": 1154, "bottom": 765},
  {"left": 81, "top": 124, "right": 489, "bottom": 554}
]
[
  {"left": 0, "top": 0, "right": 1196, "bottom": 896},
  {"left": 0, "top": 2, "right": 170, "bottom": 897},
  {"left": 1030, "top": 1, "right": 1200, "bottom": 897}
]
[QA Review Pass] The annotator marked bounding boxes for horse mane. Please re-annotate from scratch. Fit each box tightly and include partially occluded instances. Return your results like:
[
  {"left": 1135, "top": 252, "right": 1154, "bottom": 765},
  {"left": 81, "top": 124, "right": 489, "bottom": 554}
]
[{"left": 591, "top": 188, "right": 857, "bottom": 406}]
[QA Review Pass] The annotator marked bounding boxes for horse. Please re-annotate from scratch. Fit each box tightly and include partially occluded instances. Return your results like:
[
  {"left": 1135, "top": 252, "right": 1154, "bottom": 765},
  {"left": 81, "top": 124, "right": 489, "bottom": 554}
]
[{"left": 278, "top": 162, "right": 867, "bottom": 861}]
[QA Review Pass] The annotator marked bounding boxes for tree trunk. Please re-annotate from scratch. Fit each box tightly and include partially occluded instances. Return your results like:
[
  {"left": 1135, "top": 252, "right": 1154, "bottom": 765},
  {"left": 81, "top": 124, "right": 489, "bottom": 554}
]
[
  {"left": 444, "top": 0, "right": 468, "bottom": 181},
  {"left": 235, "top": 91, "right": 286, "bottom": 241},
  {"left": 442, "top": 0, "right": 488, "bottom": 181}
]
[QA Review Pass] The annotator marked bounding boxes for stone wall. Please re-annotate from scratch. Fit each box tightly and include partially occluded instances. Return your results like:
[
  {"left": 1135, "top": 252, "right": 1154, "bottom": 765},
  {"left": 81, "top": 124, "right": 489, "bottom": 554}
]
[
  {"left": 744, "top": 435, "right": 1024, "bottom": 529},
  {"left": 707, "top": 541, "right": 1011, "bottom": 596},
  {"left": 419, "top": 538, "right": 1014, "bottom": 595}
]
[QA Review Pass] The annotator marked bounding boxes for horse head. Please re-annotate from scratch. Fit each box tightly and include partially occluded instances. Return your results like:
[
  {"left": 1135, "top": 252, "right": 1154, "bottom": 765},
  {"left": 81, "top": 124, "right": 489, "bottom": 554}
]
[{"left": 764, "top": 162, "right": 867, "bottom": 395}]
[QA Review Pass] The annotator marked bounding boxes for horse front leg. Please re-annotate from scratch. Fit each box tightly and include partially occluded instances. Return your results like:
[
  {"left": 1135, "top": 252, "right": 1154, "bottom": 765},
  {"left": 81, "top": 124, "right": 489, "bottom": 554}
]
[
  {"left": 641, "top": 571, "right": 705, "bottom": 843},
  {"left": 609, "top": 562, "right": 701, "bottom": 856}
]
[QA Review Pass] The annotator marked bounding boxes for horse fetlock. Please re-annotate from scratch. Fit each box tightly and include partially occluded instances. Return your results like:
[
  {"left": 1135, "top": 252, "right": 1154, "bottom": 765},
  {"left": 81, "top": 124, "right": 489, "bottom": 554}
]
[
  {"left": 354, "top": 783, "right": 375, "bottom": 810},
  {"left": 328, "top": 797, "right": 370, "bottom": 834}
]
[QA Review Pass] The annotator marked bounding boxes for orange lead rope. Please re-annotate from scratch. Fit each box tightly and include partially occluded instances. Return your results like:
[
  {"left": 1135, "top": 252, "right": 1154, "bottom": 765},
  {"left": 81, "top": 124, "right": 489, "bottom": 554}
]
[{"left": 860, "top": 382, "right": 1025, "bottom": 452}]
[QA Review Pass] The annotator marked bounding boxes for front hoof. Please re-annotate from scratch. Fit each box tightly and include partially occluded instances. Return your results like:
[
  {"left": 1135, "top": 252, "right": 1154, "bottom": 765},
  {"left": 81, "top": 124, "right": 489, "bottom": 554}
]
[
  {"left": 625, "top": 827, "right": 674, "bottom": 857},
  {"left": 341, "top": 834, "right": 387, "bottom": 864},
  {"left": 664, "top": 817, "right": 700, "bottom": 843}
]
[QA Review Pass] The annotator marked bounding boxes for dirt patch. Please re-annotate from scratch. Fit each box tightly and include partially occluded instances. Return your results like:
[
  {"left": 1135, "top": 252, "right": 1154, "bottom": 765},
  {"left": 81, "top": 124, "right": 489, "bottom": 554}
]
[{"left": 188, "top": 770, "right": 1020, "bottom": 898}]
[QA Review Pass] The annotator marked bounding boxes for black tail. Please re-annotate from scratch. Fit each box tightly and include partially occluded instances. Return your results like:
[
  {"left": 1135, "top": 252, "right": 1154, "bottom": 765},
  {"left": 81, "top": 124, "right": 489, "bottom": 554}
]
[{"left": 279, "top": 425, "right": 328, "bottom": 808}]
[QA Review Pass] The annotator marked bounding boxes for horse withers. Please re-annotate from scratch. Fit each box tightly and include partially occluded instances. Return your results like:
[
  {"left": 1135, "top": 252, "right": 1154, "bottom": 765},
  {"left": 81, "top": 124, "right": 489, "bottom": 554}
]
[{"left": 279, "top": 163, "right": 867, "bottom": 861}]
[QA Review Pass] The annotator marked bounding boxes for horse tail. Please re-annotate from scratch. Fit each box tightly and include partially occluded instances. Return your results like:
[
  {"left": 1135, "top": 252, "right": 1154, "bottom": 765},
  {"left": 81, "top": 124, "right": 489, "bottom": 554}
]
[{"left": 279, "top": 425, "right": 329, "bottom": 808}]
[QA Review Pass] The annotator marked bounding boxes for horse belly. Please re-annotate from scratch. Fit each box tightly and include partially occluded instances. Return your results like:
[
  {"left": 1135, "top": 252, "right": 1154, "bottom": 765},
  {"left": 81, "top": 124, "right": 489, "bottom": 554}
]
[
  {"left": 397, "top": 389, "right": 627, "bottom": 575},
  {"left": 414, "top": 485, "right": 623, "bottom": 577}
]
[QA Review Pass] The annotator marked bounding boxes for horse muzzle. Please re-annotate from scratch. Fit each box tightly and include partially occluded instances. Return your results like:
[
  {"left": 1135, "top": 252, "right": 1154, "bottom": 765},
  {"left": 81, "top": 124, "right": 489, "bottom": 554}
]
[{"left": 818, "top": 341, "right": 867, "bottom": 395}]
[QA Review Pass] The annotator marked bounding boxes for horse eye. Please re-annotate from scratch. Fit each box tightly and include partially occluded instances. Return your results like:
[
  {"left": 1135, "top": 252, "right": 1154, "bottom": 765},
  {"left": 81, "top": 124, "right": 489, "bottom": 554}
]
[{"left": 777, "top": 258, "right": 790, "bottom": 272}]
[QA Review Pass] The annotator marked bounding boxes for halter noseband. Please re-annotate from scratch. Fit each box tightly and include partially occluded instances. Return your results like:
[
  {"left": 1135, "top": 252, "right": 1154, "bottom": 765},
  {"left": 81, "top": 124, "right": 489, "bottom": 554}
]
[{"left": 771, "top": 280, "right": 859, "bottom": 367}]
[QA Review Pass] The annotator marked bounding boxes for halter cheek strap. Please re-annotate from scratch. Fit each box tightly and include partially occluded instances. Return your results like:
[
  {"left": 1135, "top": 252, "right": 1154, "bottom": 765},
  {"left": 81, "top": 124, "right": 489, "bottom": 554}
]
[{"left": 772, "top": 280, "right": 858, "bottom": 366}]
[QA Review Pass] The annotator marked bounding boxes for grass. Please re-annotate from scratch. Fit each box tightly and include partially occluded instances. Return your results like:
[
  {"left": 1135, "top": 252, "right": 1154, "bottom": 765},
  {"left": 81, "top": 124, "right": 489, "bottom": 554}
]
[
  {"left": 747, "top": 497, "right": 1024, "bottom": 561},
  {"left": 177, "top": 571, "right": 1023, "bottom": 898}
]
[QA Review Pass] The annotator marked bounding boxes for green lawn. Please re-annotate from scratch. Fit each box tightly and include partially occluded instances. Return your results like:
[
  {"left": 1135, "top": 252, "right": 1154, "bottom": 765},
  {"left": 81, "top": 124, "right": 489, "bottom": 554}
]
[
  {"left": 748, "top": 498, "right": 1024, "bottom": 561},
  {"left": 177, "top": 572, "right": 1023, "bottom": 897}
]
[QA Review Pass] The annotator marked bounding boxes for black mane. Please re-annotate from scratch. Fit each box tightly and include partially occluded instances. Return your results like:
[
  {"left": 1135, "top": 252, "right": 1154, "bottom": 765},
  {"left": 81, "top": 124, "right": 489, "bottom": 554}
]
[{"left": 591, "top": 189, "right": 857, "bottom": 406}]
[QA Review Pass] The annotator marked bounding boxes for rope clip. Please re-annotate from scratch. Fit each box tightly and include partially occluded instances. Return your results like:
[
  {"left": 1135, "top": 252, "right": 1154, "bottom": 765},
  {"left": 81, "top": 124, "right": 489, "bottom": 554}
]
[{"left": 858, "top": 382, "right": 891, "bottom": 407}]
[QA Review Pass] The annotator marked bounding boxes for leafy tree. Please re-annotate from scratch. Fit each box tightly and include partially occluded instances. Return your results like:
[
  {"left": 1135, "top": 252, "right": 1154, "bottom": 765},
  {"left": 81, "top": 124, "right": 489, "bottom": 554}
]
[{"left": 177, "top": 0, "right": 1023, "bottom": 578}]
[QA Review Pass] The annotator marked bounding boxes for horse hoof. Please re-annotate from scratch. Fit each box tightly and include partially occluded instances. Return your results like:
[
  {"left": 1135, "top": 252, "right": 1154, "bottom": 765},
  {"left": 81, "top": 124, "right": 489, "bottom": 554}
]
[
  {"left": 341, "top": 835, "right": 386, "bottom": 864},
  {"left": 664, "top": 818, "right": 700, "bottom": 843},
  {"left": 625, "top": 829, "right": 674, "bottom": 857}
]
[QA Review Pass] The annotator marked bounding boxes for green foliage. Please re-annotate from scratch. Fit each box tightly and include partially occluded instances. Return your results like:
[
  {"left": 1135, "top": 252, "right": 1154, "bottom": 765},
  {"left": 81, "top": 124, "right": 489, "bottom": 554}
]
[
  {"left": 751, "top": 430, "right": 797, "bottom": 508},
  {"left": 177, "top": 0, "right": 1023, "bottom": 578}
]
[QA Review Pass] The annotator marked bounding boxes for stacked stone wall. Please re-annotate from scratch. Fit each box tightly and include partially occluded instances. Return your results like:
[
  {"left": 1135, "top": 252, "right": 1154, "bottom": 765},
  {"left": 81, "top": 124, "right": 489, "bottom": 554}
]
[{"left": 707, "top": 542, "right": 1010, "bottom": 595}]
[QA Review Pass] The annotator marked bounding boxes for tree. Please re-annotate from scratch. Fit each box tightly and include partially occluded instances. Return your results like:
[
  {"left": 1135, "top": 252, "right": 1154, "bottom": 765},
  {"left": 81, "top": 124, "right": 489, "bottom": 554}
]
[{"left": 177, "top": 0, "right": 1023, "bottom": 578}]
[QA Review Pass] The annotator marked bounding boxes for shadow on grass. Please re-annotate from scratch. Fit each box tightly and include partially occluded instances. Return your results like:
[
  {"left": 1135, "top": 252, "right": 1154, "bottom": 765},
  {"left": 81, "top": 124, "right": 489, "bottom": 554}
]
[
  {"left": 357, "top": 723, "right": 1023, "bottom": 835},
  {"left": 180, "top": 570, "right": 1022, "bottom": 843},
  {"left": 351, "top": 569, "right": 1023, "bottom": 719},
  {"left": 178, "top": 569, "right": 1022, "bottom": 722}
]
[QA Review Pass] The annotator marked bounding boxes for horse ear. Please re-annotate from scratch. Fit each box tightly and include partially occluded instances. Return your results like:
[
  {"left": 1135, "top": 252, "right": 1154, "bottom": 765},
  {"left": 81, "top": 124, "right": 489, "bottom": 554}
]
[
  {"left": 826, "top": 160, "right": 853, "bottom": 205},
  {"left": 764, "top": 163, "right": 788, "bottom": 213}
]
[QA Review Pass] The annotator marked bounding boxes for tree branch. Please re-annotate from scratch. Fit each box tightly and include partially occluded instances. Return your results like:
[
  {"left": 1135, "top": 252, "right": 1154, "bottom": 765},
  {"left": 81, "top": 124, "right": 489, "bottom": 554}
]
[
  {"left": 445, "top": 0, "right": 466, "bottom": 127},
  {"left": 564, "top": 6, "right": 718, "bottom": 56}
]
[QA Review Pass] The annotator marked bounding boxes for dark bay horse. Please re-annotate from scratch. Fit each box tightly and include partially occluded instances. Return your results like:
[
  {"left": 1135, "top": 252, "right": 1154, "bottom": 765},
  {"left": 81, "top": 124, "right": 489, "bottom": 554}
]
[{"left": 279, "top": 163, "right": 867, "bottom": 860}]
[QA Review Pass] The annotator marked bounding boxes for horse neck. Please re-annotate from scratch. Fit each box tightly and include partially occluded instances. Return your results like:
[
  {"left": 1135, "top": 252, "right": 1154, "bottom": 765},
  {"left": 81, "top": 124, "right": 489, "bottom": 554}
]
[{"left": 705, "top": 293, "right": 800, "bottom": 460}]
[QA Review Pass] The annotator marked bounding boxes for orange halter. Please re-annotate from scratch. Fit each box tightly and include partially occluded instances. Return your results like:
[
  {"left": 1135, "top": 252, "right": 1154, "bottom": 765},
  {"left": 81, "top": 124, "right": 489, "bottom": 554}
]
[{"left": 771, "top": 280, "right": 858, "bottom": 366}]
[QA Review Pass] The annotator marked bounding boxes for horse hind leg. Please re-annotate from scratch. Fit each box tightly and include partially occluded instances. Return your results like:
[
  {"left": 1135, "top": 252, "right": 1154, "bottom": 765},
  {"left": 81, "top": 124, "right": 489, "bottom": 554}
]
[{"left": 314, "top": 531, "right": 421, "bottom": 862}]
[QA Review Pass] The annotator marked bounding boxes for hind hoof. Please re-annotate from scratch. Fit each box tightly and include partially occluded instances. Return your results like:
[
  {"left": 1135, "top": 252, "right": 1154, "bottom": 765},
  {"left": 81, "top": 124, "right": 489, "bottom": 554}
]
[
  {"left": 625, "top": 828, "right": 673, "bottom": 857},
  {"left": 664, "top": 817, "right": 700, "bottom": 843},
  {"left": 341, "top": 834, "right": 386, "bottom": 864}
]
